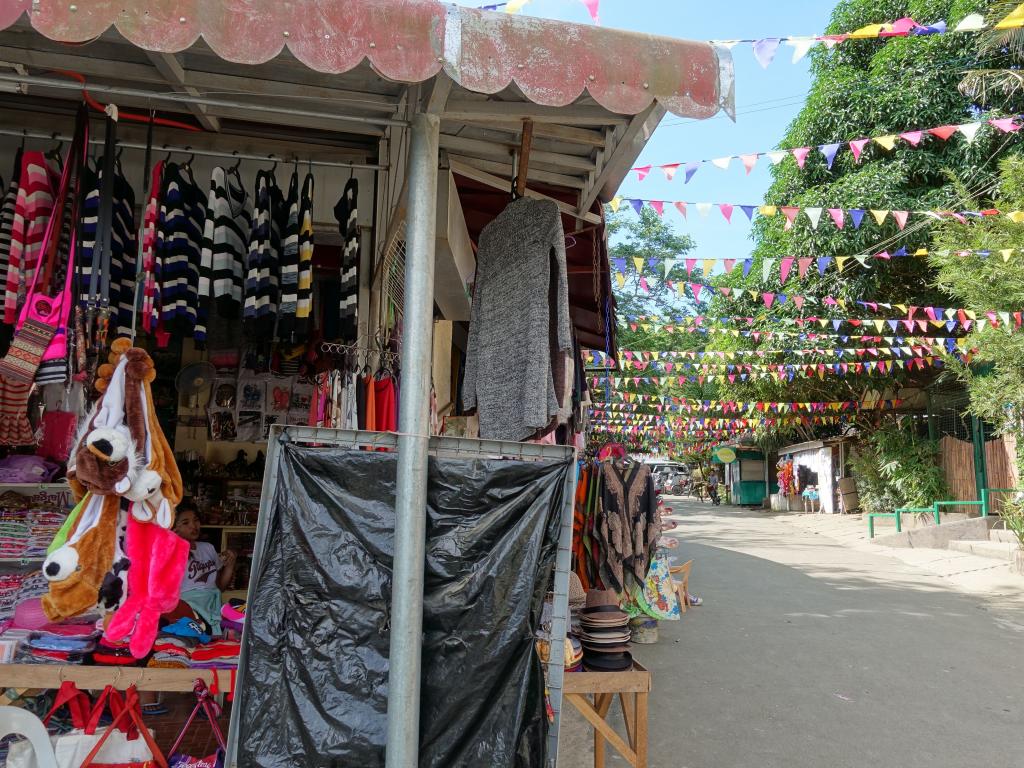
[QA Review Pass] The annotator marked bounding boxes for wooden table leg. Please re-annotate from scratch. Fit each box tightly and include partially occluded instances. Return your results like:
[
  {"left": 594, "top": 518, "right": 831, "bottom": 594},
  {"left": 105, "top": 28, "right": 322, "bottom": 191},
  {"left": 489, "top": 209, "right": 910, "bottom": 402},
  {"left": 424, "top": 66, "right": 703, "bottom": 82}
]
[
  {"left": 635, "top": 690, "right": 649, "bottom": 768},
  {"left": 594, "top": 692, "right": 613, "bottom": 768},
  {"left": 619, "top": 692, "right": 636, "bottom": 754}
]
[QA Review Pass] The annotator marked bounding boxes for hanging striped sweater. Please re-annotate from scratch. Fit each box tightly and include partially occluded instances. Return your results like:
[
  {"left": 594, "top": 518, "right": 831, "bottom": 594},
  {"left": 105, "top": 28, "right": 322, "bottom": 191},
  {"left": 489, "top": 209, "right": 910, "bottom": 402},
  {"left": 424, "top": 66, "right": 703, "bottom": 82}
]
[
  {"left": 76, "top": 163, "right": 138, "bottom": 321},
  {"left": 0, "top": 152, "right": 22, "bottom": 311},
  {"left": 4, "top": 151, "right": 58, "bottom": 325},
  {"left": 296, "top": 173, "right": 315, "bottom": 336},
  {"left": 276, "top": 172, "right": 301, "bottom": 340},
  {"left": 334, "top": 178, "right": 359, "bottom": 343},
  {"left": 156, "top": 163, "right": 206, "bottom": 339},
  {"left": 199, "top": 166, "right": 252, "bottom": 338},
  {"left": 243, "top": 170, "right": 284, "bottom": 337}
]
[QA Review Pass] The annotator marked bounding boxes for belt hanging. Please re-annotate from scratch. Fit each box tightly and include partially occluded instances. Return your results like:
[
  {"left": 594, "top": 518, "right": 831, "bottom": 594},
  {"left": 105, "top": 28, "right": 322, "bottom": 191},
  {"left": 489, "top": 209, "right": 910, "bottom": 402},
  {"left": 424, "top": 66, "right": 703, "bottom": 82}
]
[{"left": 88, "top": 105, "right": 118, "bottom": 351}]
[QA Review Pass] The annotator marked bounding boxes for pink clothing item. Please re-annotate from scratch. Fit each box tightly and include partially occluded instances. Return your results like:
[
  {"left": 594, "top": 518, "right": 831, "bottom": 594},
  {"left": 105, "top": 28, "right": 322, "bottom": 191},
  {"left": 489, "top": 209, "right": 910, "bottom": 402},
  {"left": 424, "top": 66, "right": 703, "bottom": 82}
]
[{"left": 4, "top": 152, "right": 58, "bottom": 324}]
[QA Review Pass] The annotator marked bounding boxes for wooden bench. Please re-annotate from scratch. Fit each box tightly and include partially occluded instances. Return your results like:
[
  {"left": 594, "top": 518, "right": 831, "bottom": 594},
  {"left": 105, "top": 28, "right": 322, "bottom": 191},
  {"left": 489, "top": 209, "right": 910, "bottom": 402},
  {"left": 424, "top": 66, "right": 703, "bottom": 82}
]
[{"left": 563, "top": 662, "right": 651, "bottom": 768}]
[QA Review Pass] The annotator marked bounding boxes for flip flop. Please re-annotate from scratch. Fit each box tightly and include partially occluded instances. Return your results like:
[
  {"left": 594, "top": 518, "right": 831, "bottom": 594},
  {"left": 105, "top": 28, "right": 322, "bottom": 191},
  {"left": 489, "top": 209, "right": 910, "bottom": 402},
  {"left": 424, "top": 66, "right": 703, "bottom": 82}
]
[{"left": 141, "top": 703, "right": 168, "bottom": 716}]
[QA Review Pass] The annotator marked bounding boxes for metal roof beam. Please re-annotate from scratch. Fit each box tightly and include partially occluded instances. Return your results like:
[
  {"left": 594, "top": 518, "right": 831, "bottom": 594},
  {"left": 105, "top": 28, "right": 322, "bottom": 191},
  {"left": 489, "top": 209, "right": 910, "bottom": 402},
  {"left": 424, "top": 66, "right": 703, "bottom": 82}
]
[
  {"left": 578, "top": 102, "right": 663, "bottom": 214},
  {"left": 443, "top": 99, "right": 627, "bottom": 126},
  {"left": 144, "top": 51, "right": 220, "bottom": 132},
  {"left": 448, "top": 158, "right": 599, "bottom": 224}
]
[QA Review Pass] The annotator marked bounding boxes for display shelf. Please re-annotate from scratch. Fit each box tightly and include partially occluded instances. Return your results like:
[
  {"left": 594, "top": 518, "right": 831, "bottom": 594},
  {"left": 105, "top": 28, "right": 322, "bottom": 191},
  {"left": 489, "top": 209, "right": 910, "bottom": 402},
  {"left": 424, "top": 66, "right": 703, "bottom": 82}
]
[
  {"left": 0, "top": 664, "right": 233, "bottom": 692},
  {"left": 0, "top": 557, "right": 44, "bottom": 564},
  {"left": 0, "top": 483, "right": 70, "bottom": 490}
]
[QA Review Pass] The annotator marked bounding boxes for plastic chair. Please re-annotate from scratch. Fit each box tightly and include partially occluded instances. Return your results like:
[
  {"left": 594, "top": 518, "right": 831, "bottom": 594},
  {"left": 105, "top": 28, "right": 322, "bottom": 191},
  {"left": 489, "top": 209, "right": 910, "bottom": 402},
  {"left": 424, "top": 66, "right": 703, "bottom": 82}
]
[
  {"left": 0, "top": 706, "right": 59, "bottom": 768},
  {"left": 669, "top": 560, "right": 693, "bottom": 615}
]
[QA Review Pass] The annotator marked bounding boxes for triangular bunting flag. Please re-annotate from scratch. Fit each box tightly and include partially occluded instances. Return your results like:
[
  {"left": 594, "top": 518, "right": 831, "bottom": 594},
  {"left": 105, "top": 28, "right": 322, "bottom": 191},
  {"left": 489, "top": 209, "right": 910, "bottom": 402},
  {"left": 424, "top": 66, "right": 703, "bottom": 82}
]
[
  {"left": 740, "top": 205, "right": 757, "bottom": 221},
  {"left": 660, "top": 163, "right": 680, "bottom": 181},
  {"left": 828, "top": 208, "right": 845, "bottom": 229},
  {"left": 684, "top": 161, "right": 701, "bottom": 183},
  {"left": 900, "top": 130, "right": 924, "bottom": 146},
  {"left": 929, "top": 125, "right": 958, "bottom": 140},
  {"left": 759, "top": 205, "right": 778, "bottom": 216},
  {"left": 630, "top": 199, "right": 643, "bottom": 215},
  {"left": 781, "top": 206, "right": 800, "bottom": 228},
  {"left": 634, "top": 165, "right": 652, "bottom": 181},
  {"left": 696, "top": 202, "right": 712, "bottom": 218},
  {"left": 740, "top": 154, "right": 759, "bottom": 174},
  {"left": 892, "top": 210, "right": 909, "bottom": 230},
  {"left": 870, "top": 209, "right": 889, "bottom": 225},
  {"left": 674, "top": 201, "right": 687, "bottom": 218},
  {"left": 850, "top": 138, "right": 870, "bottom": 162},
  {"left": 850, "top": 208, "right": 866, "bottom": 228},
  {"left": 791, "top": 147, "right": 812, "bottom": 168},
  {"left": 752, "top": 38, "right": 782, "bottom": 68},
  {"left": 990, "top": 117, "right": 1020, "bottom": 133},
  {"left": 959, "top": 122, "right": 983, "bottom": 143},
  {"left": 719, "top": 203, "right": 734, "bottom": 223},
  {"left": 780, "top": 257, "right": 794, "bottom": 283},
  {"left": 874, "top": 135, "right": 897, "bottom": 151},
  {"left": 766, "top": 151, "right": 787, "bottom": 166},
  {"left": 819, "top": 143, "right": 842, "bottom": 169},
  {"left": 711, "top": 156, "right": 732, "bottom": 171},
  {"left": 798, "top": 257, "right": 812, "bottom": 278},
  {"left": 805, "top": 207, "right": 823, "bottom": 229}
]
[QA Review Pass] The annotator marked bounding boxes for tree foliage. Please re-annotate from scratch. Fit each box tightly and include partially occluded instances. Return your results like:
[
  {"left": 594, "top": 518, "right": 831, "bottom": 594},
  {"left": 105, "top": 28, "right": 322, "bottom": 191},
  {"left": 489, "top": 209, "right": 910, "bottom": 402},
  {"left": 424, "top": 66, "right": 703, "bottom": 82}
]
[
  {"left": 929, "top": 155, "right": 1024, "bottom": 453},
  {"left": 706, "top": 0, "right": 1022, "bottom": 423}
]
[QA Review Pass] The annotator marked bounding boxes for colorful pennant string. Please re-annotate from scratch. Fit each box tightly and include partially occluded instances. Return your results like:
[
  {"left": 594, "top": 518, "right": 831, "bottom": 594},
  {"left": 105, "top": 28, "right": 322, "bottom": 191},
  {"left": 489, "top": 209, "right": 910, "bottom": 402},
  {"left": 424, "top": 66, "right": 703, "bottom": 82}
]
[
  {"left": 589, "top": 397, "right": 904, "bottom": 413},
  {"left": 629, "top": 116, "right": 1022, "bottom": 182},
  {"left": 712, "top": 14, "right": 996, "bottom": 69},
  {"left": 612, "top": 246, "right": 1024, "bottom": 283},
  {"left": 618, "top": 311, "right": 1023, "bottom": 333},
  {"left": 589, "top": 355, "right": 948, "bottom": 385},
  {"left": 609, "top": 197, "right": 1024, "bottom": 228}
]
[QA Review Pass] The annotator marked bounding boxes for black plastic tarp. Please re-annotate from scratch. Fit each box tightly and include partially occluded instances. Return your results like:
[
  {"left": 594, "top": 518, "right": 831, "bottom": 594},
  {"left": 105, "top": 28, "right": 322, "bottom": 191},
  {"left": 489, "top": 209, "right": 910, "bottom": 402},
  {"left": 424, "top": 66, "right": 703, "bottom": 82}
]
[{"left": 237, "top": 443, "right": 570, "bottom": 768}]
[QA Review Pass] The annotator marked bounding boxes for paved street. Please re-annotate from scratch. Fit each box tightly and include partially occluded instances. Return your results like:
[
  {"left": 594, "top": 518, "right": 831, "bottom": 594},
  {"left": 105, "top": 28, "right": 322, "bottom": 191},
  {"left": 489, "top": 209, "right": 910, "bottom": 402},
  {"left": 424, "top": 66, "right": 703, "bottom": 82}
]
[{"left": 557, "top": 498, "right": 1024, "bottom": 768}]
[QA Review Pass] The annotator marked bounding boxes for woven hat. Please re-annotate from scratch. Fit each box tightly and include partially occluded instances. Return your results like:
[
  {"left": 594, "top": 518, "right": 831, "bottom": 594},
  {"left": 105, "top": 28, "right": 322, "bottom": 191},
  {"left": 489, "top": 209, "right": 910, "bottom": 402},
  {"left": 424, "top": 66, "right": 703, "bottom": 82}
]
[{"left": 568, "top": 572, "right": 586, "bottom": 607}]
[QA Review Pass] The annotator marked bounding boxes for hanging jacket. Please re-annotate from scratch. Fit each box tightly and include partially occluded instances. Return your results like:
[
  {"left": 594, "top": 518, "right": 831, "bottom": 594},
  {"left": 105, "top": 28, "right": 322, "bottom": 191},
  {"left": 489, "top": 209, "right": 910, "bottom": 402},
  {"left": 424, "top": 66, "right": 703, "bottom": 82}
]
[
  {"left": 156, "top": 162, "right": 206, "bottom": 339},
  {"left": 4, "top": 151, "right": 58, "bottom": 325},
  {"left": 198, "top": 166, "right": 252, "bottom": 346},
  {"left": 244, "top": 170, "right": 284, "bottom": 337},
  {"left": 334, "top": 178, "right": 358, "bottom": 343}
]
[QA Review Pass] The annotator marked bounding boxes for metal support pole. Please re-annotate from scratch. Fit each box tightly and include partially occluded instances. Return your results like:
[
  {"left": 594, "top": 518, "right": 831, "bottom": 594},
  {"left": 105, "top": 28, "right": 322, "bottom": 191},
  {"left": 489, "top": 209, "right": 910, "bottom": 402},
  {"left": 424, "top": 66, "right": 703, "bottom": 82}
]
[{"left": 385, "top": 111, "right": 439, "bottom": 768}]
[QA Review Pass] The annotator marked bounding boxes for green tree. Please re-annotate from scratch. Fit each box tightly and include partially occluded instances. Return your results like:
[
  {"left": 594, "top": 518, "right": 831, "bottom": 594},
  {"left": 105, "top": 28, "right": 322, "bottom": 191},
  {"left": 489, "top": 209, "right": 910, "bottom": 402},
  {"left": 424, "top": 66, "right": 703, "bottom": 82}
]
[
  {"left": 929, "top": 154, "right": 1024, "bottom": 464},
  {"left": 706, "top": 0, "right": 1022, "bottom": 435},
  {"left": 599, "top": 208, "right": 729, "bottom": 457}
]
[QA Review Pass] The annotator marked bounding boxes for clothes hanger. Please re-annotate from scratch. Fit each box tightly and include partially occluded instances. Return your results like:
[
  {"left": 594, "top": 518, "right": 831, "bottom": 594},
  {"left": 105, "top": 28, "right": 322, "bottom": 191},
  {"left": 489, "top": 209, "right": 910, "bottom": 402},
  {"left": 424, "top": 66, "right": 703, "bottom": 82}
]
[
  {"left": 45, "top": 133, "right": 64, "bottom": 165},
  {"left": 228, "top": 151, "right": 243, "bottom": 181}
]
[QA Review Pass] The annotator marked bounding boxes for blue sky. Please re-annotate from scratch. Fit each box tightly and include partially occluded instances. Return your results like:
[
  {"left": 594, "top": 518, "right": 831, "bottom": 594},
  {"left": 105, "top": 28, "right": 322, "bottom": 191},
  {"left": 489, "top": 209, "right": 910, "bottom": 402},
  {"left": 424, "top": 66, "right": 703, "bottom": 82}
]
[{"left": 450, "top": 0, "right": 837, "bottom": 263}]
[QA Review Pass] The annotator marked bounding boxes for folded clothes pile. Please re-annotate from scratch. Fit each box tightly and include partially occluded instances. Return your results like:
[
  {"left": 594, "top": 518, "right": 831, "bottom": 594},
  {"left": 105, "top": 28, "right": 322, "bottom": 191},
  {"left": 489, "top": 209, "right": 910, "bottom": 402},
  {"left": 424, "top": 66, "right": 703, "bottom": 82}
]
[
  {"left": 148, "top": 634, "right": 195, "bottom": 669},
  {"left": 190, "top": 639, "right": 240, "bottom": 669},
  {"left": 27, "top": 632, "right": 95, "bottom": 664},
  {"left": 220, "top": 600, "right": 246, "bottom": 634},
  {"left": 93, "top": 637, "right": 137, "bottom": 666}
]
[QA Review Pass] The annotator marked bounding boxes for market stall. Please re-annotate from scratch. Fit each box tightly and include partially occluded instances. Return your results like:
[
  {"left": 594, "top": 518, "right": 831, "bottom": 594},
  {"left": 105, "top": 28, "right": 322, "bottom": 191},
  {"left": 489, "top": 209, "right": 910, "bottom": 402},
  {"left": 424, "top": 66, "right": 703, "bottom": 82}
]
[
  {"left": 713, "top": 445, "right": 773, "bottom": 506},
  {"left": 773, "top": 438, "right": 850, "bottom": 514},
  {"left": 0, "top": 1, "right": 733, "bottom": 765}
]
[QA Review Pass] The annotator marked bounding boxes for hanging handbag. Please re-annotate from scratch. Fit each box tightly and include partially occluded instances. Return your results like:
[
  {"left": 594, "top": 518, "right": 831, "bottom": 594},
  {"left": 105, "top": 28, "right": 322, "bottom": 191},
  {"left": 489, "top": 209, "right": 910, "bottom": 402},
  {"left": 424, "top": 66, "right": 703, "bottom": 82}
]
[
  {"left": 37, "top": 407, "right": 79, "bottom": 461},
  {"left": 167, "top": 680, "right": 227, "bottom": 768},
  {"left": 0, "top": 106, "right": 88, "bottom": 384},
  {"left": 78, "top": 686, "right": 167, "bottom": 768},
  {"left": 4, "top": 681, "right": 160, "bottom": 768}
]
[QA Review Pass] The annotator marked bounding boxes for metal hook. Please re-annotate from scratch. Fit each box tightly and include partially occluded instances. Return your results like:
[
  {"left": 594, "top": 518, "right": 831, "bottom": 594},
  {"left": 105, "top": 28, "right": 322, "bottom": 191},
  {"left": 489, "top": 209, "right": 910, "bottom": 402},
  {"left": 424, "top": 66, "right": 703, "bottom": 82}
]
[
  {"left": 183, "top": 145, "right": 195, "bottom": 168},
  {"left": 267, "top": 153, "right": 278, "bottom": 174},
  {"left": 163, "top": 144, "right": 173, "bottom": 164}
]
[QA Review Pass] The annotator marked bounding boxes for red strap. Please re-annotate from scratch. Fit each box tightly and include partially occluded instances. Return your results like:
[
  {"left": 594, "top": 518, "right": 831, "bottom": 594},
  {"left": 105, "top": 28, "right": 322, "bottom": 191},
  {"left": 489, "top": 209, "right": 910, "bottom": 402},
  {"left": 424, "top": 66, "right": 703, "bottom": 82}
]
[
  {"left": 80, "top": 687, "right": 167, "bottom": 768},
  {"left": 208, "top": 671, "right": 219, "bottom": 696},
  {"left": 41, "top": 680, "right": 91, "bottom": 730},
  {"left": 228, "top": 669, "right": 236, "bottom": 702}
]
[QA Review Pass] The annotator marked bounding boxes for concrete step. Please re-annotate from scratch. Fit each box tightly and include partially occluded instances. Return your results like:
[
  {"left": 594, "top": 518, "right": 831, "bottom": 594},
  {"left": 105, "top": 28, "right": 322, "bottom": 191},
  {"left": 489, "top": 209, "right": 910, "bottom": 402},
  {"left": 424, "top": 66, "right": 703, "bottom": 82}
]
[
  {"left": 948, "top": 539, "right": 1019, "bottom": 561},
  {"left": 989, "top": 529, "right": 1020, "bottom": 544}
]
